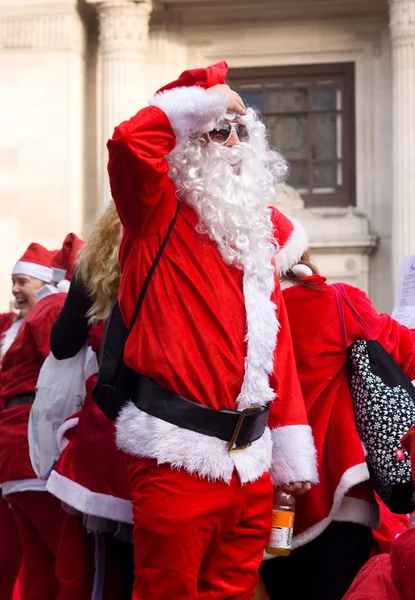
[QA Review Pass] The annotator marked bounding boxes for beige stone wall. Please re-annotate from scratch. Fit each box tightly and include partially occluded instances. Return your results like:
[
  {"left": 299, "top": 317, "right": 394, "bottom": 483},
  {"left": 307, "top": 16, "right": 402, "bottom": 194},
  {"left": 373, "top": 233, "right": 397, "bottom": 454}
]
[{"left": 0, "top": 1, "right": 86, "bottom": 310}]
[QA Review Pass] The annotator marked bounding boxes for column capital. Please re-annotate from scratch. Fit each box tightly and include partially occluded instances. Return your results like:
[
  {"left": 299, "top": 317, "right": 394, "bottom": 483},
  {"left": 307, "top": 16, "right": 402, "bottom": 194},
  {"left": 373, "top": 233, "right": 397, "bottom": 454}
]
[
  {"left": 88, "top": 0, "right": 152, "bottom": 54},
  {"left": 390, "top": 0, "right": 415, "bottom": 43}
]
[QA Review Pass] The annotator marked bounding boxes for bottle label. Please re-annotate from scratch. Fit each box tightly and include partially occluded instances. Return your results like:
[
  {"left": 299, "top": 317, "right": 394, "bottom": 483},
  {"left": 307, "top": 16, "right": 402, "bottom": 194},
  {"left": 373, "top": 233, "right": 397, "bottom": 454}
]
[{"left": 268, "top": 510, "right": 295, "bottom": 550}]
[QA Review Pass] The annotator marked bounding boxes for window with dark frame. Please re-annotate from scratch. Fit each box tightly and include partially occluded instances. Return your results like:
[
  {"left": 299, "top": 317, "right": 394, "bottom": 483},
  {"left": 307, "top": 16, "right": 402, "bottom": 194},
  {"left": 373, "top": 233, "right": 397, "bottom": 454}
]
[{"left": 228, "top": 63, "right": 356, "bottom": 208}]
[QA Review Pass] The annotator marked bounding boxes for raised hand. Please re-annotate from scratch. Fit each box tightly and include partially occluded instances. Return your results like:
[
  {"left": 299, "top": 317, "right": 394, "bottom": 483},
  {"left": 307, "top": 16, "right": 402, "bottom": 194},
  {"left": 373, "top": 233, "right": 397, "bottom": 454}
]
[{"left": 205, "top": 84, "right": 247, "bottom": 116}]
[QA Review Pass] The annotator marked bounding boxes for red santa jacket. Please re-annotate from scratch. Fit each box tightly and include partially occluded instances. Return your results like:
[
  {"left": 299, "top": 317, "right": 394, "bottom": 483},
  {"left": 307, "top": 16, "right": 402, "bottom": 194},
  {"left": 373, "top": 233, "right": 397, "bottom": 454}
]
[
  {"left": 0, "top": 312, "right": 18, "bottom": 404},
  {"left": 0, "top": 291, "right": 66, "bottom": 488},
  {"left": 282, "top": 275, "right": 415, "bottom": 547},
  {"left": 107, "top": 85, "right": 318, "bottom": 485}
]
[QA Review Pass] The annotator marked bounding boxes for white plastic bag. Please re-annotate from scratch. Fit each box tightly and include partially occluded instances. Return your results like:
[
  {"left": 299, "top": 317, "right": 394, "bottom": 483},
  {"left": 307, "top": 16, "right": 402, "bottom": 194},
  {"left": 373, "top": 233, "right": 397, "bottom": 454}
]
[{"left": 28, "top": 344, "right": 97, "bottom": 480}]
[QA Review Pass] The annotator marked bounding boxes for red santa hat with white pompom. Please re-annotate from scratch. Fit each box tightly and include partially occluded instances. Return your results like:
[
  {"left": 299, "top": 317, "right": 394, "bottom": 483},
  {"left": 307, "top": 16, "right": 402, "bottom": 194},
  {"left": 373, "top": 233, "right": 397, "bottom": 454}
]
[
  {"left": 12, "top": 243, "right": 56, "bottom": 283},
  {"left": 273, "top": 209, "right": 312, "bottom": 277},
  {"left": 51, "top": 233, "right": 84, "bottom": 292}
]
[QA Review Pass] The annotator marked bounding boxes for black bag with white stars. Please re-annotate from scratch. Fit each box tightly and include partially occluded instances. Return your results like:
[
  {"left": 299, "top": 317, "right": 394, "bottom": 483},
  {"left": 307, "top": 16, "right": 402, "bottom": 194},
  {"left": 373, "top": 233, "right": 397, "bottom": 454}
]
[{"left": 334, "top": 283, "right": 415, "bottom": 515}]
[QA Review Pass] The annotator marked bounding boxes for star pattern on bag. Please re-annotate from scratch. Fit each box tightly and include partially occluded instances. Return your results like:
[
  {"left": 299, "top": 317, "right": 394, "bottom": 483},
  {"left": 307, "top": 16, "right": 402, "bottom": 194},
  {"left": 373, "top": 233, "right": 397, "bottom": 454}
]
[{"left": 349, "top": 341, "right": 415, "bottom": 502}]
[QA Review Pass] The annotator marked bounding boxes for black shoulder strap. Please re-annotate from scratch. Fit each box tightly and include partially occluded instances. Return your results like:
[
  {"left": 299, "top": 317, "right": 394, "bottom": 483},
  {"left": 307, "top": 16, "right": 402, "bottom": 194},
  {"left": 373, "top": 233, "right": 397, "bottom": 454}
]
[
  {"left": 97, "top": 201, "right": 180, "bottom": 374},
  {"left": 127, "top": 200, "right": 180, "bottom": 336}
]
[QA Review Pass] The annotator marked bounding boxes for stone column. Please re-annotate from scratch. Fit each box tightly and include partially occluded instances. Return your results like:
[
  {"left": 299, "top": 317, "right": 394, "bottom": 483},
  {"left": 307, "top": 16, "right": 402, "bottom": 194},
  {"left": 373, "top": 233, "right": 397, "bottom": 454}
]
[
  {"left": 389, "top": 0, "right": 415, "bottom": 281},
  {"left": 89, "top": 0, "right": 152, "bottom": 206}
]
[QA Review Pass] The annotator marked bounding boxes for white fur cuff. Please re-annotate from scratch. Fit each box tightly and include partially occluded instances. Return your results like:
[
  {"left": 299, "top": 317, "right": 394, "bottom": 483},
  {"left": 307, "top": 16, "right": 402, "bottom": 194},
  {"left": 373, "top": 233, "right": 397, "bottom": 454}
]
[
  {"left": 269, "top": 424, "right": 319, "bottom": 486},
  {"left": 149, "top": 86, "right": 227, "bottom": 147}
]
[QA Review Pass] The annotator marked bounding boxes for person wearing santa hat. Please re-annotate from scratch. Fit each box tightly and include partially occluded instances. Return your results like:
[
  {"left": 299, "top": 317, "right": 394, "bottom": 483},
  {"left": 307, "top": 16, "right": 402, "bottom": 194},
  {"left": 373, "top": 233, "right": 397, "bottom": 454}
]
[
  {"left": 0, "top": 243, "right": 54, "bottom": 600},
  {"left": 0, "top": 242, "right": 57, "bottom": 600},
  {"left": 343, "top": 424, "right": 415, "bottom": 600},
  {"left": 105, "top": 61, "right": 318, "bottom": 599},
  {"left": 0, "top": 235, "right": 83, "bottom": 600},
  {"left": 259, "top": 212, "right": 415, "bottom": 600},
  {"left": 47, "top": 203, "right": 133, "bottom": 600}
]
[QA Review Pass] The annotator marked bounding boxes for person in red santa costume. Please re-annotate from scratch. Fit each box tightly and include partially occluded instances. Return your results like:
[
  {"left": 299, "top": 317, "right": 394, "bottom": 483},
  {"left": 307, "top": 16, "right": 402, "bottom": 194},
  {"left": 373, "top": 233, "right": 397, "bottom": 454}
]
[
  {"left": 343, "top": 424, "right": 415, "bottom": 600},
  {"left": 259, "top": 216, "right": 415, "bottom": 600},
  {"left": 47, "top": 203, "right": 133, "bottom": 600},
  {"left": 106, "top": 61, "right": 319, "bottom": 600},
  {"left": 0, "top": 235, "right": 83, "bottom": 600},
  {"left": 0, "top": 245, "right": 50, "bottom": 600}
]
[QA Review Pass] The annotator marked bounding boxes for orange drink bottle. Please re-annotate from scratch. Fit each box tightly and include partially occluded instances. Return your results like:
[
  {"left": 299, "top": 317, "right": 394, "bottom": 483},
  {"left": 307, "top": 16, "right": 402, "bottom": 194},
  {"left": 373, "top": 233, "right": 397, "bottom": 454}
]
[{"left": 265, "top": 489, "right": 295, "bottom": 557}]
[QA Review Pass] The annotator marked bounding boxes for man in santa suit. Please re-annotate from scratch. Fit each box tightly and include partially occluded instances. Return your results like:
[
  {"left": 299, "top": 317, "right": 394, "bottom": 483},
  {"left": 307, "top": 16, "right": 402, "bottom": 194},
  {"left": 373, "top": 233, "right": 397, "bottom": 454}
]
[
  {"left": 107, "top": 62, "right": 318, "bottom": 599},
  {"left": 0, "top": 234, "right": 83, "bottom": 600}
]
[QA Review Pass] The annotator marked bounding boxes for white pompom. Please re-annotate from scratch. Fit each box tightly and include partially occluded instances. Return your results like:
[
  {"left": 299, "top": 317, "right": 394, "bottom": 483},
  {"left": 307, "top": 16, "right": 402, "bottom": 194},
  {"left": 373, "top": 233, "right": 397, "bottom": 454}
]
[
  {"left": 56, "top": 280, "right": 71, "bottom": 293},
  {"left": 291, "top": 264, "right": 313, "bottom": 277}
]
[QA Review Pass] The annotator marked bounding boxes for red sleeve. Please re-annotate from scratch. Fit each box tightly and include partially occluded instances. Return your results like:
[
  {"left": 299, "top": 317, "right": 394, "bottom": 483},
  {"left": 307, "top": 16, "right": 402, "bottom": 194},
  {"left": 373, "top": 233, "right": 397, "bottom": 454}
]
[
  {"left": 268, "top": 286, "right": 318, "bottom": 486},
  {"left": 342, "top": 285, "right": 415, "bottom": 380},
  {"left": 107, "top": 106, "right": 177, "bottom": 234},
  {"left": 268, "top": 298, "right": 308, "bottom": 430}
]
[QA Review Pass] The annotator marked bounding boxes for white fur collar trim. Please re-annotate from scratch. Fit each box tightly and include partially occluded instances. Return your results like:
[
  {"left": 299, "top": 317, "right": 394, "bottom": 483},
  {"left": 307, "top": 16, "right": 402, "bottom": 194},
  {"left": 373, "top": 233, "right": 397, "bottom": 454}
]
[{"left": 236, "top": 213, "right": 278, "bottom": 410}]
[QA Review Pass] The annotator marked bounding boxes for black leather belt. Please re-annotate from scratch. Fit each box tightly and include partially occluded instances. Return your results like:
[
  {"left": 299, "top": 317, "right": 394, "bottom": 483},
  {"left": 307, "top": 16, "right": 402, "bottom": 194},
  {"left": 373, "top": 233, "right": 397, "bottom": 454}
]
[
  {"left": 4, "top": 392, "right": 36, "bottom": 410},
  {"left": 133, "top": 376, "right": 270, "bottom": 452}
]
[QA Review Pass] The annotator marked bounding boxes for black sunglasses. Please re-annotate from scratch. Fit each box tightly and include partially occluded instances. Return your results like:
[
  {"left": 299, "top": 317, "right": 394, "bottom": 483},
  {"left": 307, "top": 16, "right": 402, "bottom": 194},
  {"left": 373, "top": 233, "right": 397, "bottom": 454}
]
[{"left": 207, "top": 122, "right": 249, "bottom": 145}]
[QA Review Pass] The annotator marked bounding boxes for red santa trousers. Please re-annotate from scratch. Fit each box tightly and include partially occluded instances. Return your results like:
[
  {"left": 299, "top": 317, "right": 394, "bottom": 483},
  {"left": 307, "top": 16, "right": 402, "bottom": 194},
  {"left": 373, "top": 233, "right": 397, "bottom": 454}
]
[
  {"left": 0, "top": 495, "right": 21, "bottom": 600},
  {"left": 55, "top": 512, "right": 126, "bottom": 600},
  {"left": 55, "top": 512, "right": 95, "bottom": 600},
  {"left": 7, "top": 491, "right": 64, "bottom": 600},
  {"left": 126, "top": 455, "right": 273, "bottom": 600}
]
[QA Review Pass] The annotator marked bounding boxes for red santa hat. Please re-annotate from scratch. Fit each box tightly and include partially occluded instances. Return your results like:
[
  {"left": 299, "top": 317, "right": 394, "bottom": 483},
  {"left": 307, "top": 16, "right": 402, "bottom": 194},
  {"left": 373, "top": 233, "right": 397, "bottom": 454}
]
[
  {"left": 156, "top": 61, "right": 228, "bottom": 95},
  {"left": 12, "top": 243, "right": 56, "bottom": 283},
  {"left": 51, "top": 233, "right": 84, "bottom": 290},
  {"left": 149, "top": 62, "right": 231, "bottom": 145},
  {"left": 273, "top": 209, "right": 311, "bottom": 277}
]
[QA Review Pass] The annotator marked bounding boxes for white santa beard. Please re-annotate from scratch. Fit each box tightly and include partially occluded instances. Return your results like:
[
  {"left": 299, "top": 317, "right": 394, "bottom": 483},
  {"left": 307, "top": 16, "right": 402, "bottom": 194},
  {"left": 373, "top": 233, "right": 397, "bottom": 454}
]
[{"left": 171, "top": 141, "right": 276, "bottom": 270}]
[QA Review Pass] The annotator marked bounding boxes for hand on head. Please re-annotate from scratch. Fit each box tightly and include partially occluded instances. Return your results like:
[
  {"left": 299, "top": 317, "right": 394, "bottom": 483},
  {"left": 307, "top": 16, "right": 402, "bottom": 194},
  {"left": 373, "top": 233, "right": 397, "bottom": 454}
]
[{"left": 205, "top": 84, "right": 247, "bottom": 116}]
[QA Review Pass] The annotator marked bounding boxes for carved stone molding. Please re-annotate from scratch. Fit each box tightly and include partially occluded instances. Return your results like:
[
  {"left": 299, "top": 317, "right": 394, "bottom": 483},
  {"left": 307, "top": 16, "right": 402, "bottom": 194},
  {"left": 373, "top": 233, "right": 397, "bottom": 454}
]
[
  {"left": 354, "top": 29, "right": 383, "bottom": 57},
  {"left": 274, "top": 185, "right": 377, "bottom": 254},
  {"left": 389, "top": 0, "right": 415, "bottom": 43},
  {"left": 0, "top": 13, "right": 82, "bottom": 50},
  {"left": 93, "top": 0, "right": 152, "bottom": 54}
]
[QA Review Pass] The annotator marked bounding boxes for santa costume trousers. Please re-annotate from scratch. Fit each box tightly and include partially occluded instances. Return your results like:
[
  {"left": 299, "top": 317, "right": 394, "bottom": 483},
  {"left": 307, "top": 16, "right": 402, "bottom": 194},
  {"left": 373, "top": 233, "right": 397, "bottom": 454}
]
[
  {"left": 8, "top": 491, "right": 65, "bottom": 600},
  {"left": 55, "top": 512, "right": 95, "bottom": 600},
  {"left": 0, "top": 495, "right": 22, "bottom": 600},
  {"left": 126, "top": 455, "right": 273, "bottom": 600}
]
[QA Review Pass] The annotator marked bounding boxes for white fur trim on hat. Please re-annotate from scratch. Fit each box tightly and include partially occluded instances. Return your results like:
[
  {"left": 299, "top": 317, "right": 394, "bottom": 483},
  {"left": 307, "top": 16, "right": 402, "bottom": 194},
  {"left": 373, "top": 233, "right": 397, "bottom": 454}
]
[
  {"left": 149, "top": 86, "right": 227, "bottom": 147},
  {"left": 291, "top": 264, "right": 313, "bottom": 277},
  {"left": 276, "top": 218, "right": 309, "bottom": 277},
  {"left": 12, "top": 261, "right": 53, "bottom": 283},
  {"left": 56, "top": 280, "right": 70, "bottom": 293}
]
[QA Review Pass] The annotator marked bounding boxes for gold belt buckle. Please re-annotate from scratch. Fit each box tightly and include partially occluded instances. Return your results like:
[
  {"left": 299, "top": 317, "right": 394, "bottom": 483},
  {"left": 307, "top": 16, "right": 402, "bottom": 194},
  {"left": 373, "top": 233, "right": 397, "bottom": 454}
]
[{"left": 228, "top": 407, "right": 262, "bottom": 453}]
